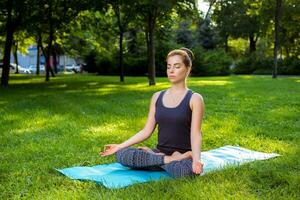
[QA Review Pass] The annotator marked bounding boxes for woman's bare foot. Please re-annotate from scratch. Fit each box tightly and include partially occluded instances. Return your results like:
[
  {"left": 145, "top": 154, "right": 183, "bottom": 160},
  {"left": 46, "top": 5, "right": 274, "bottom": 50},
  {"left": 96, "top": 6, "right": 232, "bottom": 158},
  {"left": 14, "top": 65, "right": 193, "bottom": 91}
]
[{"left": 164, "top": 151, "right": 193, "bottom": 164}]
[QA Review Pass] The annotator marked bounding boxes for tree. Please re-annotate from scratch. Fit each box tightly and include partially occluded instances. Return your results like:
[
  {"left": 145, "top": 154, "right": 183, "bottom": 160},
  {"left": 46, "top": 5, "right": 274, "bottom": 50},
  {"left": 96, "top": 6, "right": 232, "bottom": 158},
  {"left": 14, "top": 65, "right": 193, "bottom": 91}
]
[
  {"left": 272, "top": 0, "right": 283, "bottom": 78},
  {"left": 136, "top": 0, "right": 195, "bottom": 85},
  {"left": 11, "top": 30, "right": 33, "bottom": 74},
  {"left": 196, "top": 18, "right": 218, "bottom": 49},
  {"left": 176, "top": 21, "right": 194, "bottom": 48},
  {"left": 212, "top": 0, "right": 265, "bottom": 54},
  {"left": 0, "top": 0, "right": 30, "bottom": 86},
  {"left": 61, "top": 9, "right": 117, "bottom": 74},
  {"left": 30, "top": 0, "right": 91, "bottom": 81},
  {"left": 109, "top": 0, "right": 135, "bottom": 82}
]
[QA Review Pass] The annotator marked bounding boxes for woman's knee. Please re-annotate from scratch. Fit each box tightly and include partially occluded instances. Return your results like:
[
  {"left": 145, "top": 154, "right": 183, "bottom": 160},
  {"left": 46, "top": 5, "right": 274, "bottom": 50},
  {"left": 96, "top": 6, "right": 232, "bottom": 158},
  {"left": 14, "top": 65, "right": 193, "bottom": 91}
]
[
  {"left": 115, "top": 147, "right": 136, "bottom": 165},
  {"left": 162, "top": 159, "right": 194, "bottom": 178},
  {"left": 115, "top": 147, "right": 165, "bottom": 168}
]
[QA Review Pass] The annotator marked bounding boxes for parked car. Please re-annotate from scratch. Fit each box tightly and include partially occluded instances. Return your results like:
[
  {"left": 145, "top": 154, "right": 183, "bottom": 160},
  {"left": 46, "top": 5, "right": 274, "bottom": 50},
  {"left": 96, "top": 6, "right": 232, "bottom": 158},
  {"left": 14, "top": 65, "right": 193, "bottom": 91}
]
[
  {"left": 10, "top": 63, "right": 31, "bottom": 74},
  {"left": 28, "top": 65, "right": 45, "bottom": 73},
  {"left": 0, "top": 63, "right": 31, "bottom": 74},
  {"left": 65, "top": 64, "right": 81, "bottom": 73}
]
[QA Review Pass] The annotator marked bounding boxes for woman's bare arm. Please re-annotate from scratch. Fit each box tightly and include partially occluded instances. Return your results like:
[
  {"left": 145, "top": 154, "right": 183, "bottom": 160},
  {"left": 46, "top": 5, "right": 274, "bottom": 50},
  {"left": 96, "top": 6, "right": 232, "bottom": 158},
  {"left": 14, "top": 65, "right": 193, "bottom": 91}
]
[{"left": 190, "top": 93, "right": 205, "bottom": 173}]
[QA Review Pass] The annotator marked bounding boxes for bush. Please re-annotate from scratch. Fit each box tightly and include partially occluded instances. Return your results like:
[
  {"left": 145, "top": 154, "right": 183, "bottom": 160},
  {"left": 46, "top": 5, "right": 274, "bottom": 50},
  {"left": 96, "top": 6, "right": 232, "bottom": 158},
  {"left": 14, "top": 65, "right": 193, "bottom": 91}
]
[
  {"left": 123, "top": 55, "right": 147, "bottom": 76},
  {"left": 83, "top": 50, "right": 99, "bottom": 73},
  {"left": 83, "top": 49, "right": 117, "bottom": 75},
  {"left": 234, "top": 54, "right": 300, "bottom": 75},
  {"left": 96, "top": 52, "right": 117, "bottom": 75},
  {"left": 192, "top": 46, "right": 232, "bottom": 76},
  {"left": 278, "top": 57, "right": 300, "bottom": 75}
]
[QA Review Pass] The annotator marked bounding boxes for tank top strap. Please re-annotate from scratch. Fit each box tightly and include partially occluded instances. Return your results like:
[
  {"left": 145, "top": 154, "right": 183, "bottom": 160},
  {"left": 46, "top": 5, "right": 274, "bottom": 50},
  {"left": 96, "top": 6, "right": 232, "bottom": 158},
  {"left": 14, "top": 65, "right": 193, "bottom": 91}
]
[
  {"left": 181, "top": 89, "right": 194, "bottom": 108},
  {"left": 155, "top": 90, "right": 166, "bottom": 107}
]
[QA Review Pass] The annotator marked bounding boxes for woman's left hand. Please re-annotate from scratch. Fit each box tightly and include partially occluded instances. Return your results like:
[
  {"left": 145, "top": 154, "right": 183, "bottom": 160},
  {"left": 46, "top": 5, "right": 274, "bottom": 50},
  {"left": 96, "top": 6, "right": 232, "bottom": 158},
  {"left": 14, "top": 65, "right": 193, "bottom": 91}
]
[{"left": 192, "top": 161, "right": 204, "bottom": 174}]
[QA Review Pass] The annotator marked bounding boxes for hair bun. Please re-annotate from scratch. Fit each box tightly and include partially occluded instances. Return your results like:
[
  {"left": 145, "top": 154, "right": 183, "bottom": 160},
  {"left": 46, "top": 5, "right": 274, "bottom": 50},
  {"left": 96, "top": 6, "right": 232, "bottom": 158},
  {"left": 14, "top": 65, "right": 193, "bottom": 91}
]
[{"left": 180, "top": 47, "right": 194, "bottom": 61}]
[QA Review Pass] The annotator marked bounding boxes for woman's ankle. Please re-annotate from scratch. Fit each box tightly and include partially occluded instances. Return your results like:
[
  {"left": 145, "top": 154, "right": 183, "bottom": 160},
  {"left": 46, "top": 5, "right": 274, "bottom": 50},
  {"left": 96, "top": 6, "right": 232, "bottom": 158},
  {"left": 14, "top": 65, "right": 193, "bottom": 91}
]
[{"left": 163, "top": 155, "right": 172, "bottom": 164}]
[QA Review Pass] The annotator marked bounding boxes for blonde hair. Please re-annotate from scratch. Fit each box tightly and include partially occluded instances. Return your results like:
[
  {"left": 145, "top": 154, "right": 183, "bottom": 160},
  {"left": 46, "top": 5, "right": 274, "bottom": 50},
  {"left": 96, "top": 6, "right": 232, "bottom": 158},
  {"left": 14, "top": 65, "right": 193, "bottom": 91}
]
[{"left": 166, "top": 47, "right": 194, "bottom": 67}]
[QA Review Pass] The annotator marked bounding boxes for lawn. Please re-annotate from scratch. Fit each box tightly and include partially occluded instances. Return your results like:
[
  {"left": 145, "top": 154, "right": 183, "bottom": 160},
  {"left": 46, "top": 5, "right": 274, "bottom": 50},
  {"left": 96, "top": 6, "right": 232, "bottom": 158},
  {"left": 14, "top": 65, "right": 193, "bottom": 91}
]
[{"left": 0, "top": 74, "right": 299, "bottom": 199}]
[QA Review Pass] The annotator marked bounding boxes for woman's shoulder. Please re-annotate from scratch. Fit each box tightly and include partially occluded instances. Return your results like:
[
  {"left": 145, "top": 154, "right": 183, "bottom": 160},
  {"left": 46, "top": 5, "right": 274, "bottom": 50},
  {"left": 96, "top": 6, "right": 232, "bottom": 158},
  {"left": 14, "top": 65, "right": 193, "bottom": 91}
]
[
  {"left": 152, "top": 90, "right": 166, "bottom": 97},
  {"left": 190, "top": 91, "right": 204, "bottom": 100},
  {"left": 150, "top": 90, "right": 164, "bottom": 104},
  {"left": 190, "top": 91, "right": 204, "bottom": 108}
]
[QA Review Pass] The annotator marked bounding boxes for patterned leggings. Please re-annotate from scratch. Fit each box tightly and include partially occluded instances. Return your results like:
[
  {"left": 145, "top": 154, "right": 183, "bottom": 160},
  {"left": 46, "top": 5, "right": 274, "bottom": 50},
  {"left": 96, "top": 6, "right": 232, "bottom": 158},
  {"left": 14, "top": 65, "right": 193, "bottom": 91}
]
[{"left": 115, "top": 147, "right": 194, "bottom": 178}]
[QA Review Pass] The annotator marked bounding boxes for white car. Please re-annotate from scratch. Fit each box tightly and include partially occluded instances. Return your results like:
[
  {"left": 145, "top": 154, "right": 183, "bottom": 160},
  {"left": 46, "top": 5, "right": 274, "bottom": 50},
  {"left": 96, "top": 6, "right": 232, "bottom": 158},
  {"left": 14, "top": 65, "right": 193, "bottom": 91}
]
[
  {"left": 28, "top": 65, "right": 45, "bottom": 73},
  {"left": 10, "top": 63, "right": 31, "bottom": 74},
  {"left": 65, "top": 64, "right": 81, "bottom": 73}
]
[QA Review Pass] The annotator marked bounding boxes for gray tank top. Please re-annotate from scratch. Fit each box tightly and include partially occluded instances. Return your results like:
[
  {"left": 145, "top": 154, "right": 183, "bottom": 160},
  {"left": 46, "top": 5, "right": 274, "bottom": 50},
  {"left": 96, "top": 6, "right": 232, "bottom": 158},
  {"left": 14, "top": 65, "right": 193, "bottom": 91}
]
[{"left": 155, "top": 89, "right": 193, "bottom": 155}]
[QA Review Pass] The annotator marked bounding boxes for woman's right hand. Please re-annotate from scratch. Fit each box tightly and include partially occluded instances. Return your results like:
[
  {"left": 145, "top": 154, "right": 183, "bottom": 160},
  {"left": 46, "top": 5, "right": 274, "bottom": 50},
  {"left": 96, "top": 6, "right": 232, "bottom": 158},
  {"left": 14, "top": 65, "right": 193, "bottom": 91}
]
[{"left": 99, "top": 144, "right": 122, "bottom": 157}]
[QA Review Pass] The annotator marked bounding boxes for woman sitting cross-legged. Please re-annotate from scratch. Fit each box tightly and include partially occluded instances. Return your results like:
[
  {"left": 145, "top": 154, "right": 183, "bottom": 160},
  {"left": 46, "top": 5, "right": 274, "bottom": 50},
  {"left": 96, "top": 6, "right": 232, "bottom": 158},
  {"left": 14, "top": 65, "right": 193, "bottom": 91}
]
[{"left": 100, "top": 47, "right": 205, "bottom": 178}]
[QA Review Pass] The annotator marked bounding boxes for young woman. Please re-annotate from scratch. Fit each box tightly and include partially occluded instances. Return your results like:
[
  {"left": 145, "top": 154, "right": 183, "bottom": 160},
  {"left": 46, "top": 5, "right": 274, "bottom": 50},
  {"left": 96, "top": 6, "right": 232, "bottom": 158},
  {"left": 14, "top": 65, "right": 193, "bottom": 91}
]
[{"left": 100, "top": 48, "right": 205, "bottom": 178}]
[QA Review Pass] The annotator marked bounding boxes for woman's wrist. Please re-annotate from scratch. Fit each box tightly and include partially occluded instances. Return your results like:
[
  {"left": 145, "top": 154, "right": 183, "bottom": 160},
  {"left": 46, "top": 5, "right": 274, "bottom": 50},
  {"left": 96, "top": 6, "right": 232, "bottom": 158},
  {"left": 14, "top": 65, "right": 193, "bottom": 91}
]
[
  {"left": 118, "top": 143, "right": 126, "bottom": 149},
  {"left": 193, "top": 157, "right": 202, "bottom": 163}
]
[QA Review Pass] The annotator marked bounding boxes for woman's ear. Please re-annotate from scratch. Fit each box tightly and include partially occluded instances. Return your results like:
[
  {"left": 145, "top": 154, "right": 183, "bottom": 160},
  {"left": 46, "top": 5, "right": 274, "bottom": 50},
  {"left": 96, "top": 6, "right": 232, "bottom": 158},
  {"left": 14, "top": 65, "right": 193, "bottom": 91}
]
[{"left": 186, "top": 67, "right": 191, "bottom": 77}]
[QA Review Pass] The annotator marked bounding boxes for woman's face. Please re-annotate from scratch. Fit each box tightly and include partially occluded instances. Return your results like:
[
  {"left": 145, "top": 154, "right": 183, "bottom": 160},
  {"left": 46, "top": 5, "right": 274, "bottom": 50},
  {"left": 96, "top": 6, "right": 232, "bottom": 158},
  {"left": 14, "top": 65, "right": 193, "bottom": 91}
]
[{"left": 166, "top": 55, "right": 190, "bottom": 83}]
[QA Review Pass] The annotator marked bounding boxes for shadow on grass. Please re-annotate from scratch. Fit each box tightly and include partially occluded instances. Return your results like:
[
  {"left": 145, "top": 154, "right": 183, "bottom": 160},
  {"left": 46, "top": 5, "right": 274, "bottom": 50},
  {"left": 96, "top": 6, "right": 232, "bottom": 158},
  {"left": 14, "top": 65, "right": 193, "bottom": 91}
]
[{"left": 1, "top": 74, "right": 299, "bottom": 198}]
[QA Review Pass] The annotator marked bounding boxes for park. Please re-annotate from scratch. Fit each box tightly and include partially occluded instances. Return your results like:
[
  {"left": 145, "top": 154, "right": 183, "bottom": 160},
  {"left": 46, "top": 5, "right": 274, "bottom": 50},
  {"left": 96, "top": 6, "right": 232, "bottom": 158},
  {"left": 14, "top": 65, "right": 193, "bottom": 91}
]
[{"left": 0, "top": 0, "right": 299, "bottom": 199}]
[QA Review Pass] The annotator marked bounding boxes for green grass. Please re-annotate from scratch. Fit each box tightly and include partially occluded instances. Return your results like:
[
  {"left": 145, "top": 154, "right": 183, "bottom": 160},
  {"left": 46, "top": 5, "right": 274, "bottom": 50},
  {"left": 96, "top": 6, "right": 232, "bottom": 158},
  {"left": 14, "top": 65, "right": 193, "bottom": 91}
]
[{"left": 0, "top": 74, "right": 299, "bottom": 199}]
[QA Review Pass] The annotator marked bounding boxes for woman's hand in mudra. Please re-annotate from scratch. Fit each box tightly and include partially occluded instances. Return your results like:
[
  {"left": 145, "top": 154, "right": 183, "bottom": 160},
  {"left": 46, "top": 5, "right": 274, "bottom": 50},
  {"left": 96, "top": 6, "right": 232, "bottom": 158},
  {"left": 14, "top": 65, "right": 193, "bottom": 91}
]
[
  {"left": 192, "top": 161, "right": 204, "bottom": 174},
  {"left": 100, "top": 144, "right": 121, "bottom": 157}
]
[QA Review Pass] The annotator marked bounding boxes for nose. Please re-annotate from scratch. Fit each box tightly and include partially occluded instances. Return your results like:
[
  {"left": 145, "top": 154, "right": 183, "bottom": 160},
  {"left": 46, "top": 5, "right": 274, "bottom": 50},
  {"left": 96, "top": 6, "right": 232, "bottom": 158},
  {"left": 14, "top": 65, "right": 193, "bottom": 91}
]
[{"left": 169, "top": 66, "right": 175, "bottom": 72}]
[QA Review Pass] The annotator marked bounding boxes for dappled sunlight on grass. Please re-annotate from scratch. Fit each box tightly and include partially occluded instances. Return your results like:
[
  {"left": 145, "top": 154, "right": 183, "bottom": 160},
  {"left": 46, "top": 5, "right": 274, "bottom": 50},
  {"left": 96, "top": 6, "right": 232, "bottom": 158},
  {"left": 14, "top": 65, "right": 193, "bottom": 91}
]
[
  {"left": 83, "top": 120, "right": 129, "bottom": 138},
  {"left": 47, "top": 84, "right": 68, "bottom": 89},
  {"left": 122, "top": 82, "right": 168, "bottom": 91},
  {"left": 87, "top": 82, "right": 99, "bottom": 86},
  {"left": 268, "top": 106, "right": 298, "bottom": 120},
  {"left": 239, "top": 75, "right": 255, "bottom": 79},
  {"left": 13, "top": 114, "right": 64, "bottom": 136},
  {"left": 188, "top": 80, "right": 233, "bottom": 86},
  {"left": 202, "top": 115, "right": 292, "bottom": 153},
  {"left": 0, "top": 74, "right": 299, "bottom": 198},
  {"left": 202, "top": 115, "right": 240, "bottom": 143}
]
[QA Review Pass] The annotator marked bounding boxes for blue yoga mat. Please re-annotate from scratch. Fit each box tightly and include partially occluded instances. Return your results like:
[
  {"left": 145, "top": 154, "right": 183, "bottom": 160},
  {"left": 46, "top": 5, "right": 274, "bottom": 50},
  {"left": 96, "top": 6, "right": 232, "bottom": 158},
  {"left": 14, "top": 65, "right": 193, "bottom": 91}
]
[{"left": 56, "top": 145, "right": 280, "bottom": 189}]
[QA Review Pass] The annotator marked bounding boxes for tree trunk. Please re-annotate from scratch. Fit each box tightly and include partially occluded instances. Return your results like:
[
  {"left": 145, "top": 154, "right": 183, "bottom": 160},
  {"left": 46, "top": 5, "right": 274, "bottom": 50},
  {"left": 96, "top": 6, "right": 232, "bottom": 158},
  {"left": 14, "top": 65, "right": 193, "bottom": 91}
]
[
  {"left": 204, "top": 0, "right": 217, "bottom": 21},
  {"left": 36, "top": 36, "right": 41, "bottom": 75},
  {"left": 1, "top": 0, "right": 14, "bottom": 87},
  {"left": 224, "top": 34, "right": 229, "bottom": 52},
  {"left": 53, "top": 50, "right": 57, "bottom": 74},
  {"left": 119, "top": 29, "right": 124, "bottom": 82},
  {"left": 273, "top": 0, "right": 282, "bottom": 78},
  {"left": 46, "top": 1, "right": 55, "bottom": 81},
  {"left": 249, "top": 34, "right": 256, "bottom": 53},
  {"left": 13, "top": 42, "right": 19, "bottom": 74},
  {"left": 147, "top": 12, "right": 156, "bottom": 86},
  {"left": 113, "top": 3, "right": 125, "bottom": 83},
  {"left": 285, "top": 47, "right": 290, "bottom": 58}
]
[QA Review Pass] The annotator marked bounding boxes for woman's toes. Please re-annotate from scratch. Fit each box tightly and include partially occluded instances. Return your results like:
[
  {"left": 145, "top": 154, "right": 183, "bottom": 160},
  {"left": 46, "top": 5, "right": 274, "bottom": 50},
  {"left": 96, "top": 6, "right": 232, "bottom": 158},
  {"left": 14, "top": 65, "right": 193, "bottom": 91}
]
[{"left": 172, "top": 151, "right": 181, "bottom": 156}]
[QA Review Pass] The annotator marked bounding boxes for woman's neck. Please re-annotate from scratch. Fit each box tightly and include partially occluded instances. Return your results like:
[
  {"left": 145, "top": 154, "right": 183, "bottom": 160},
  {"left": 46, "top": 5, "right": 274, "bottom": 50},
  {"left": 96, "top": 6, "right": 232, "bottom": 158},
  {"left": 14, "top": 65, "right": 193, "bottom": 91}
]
[{"left": 169, "top": 82, "right": 188, "bottom": 94}]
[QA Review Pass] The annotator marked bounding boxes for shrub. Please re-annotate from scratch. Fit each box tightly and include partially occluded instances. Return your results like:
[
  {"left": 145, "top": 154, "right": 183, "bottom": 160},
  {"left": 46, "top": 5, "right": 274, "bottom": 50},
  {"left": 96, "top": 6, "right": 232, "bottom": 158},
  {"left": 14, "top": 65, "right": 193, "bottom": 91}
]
[
  {"left": 123, "top": 55, "right": 147, "bottom": 76},
  {"left": 83, "top": 50, "right": 99, "bottom": 73},
  {"left": 234, "top": 54, "right": 300, "bottom": 75},
  {"left": 192, "top": 47, "right": 232, "bottom": 76},
  {"left": 278, "top": 57, "right": 300, "bottom": 75},
  {"left": 83, "top": 49, "right": 117, "bottom": 75}
]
